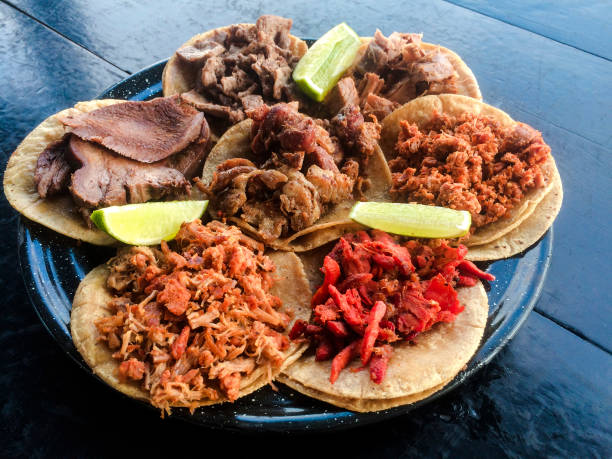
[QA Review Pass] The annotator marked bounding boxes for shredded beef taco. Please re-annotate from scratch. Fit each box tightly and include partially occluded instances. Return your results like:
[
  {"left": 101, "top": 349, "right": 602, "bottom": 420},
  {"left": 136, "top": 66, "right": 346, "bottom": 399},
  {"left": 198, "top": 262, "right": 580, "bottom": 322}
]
[
  {"left": 279, "top": 230, "right": 490, "bottom": 412},
  {"left": 71, "top": 220, "right": 311, "bottom": 414},
  {"left": 3, "top": 97, "right": 211, "bottom": 246},
  {"left": 330, "top": 31, "right": 481, "bottom": 122},
  {"left": 162, "top": 15, "right": 309, "bottom": 132},
  {"left": 200, "top": 102, "right": 392, "bottom": 252},
  {"left": 379, "top": 94, "right": 562, "bottom": 260}
]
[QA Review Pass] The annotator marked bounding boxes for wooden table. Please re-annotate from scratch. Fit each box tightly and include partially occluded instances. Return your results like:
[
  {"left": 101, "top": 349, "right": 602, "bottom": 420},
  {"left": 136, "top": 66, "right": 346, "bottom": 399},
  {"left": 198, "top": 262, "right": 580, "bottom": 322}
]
[{"left": 1, "top": 1, "right": 610, "bottom": 455}]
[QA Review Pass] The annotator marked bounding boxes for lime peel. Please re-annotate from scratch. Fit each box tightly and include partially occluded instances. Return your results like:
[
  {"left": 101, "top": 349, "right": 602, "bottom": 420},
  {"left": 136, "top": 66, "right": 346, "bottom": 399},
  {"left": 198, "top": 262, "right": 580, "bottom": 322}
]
[
  {"left": 293, "top": 23, "right": 361, "bottom": 102},
  {"left": 349, "top": 202, "right": 471, "bottom": 238},
  {"left": 90, "top": 200, "right": 208, "bottom": 246}
]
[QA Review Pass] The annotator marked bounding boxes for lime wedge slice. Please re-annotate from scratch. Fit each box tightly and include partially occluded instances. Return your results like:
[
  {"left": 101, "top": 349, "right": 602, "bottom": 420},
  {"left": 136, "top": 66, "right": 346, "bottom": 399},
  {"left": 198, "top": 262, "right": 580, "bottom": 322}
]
[
  {"left": 90, "top": 200, "right": 208, "bottom": 245},
  {"left": 293, "top": 23, "right": 361, "bottom": 102},
  {"left": 349, "top": 202, "right": 471, "bottom": 238}
]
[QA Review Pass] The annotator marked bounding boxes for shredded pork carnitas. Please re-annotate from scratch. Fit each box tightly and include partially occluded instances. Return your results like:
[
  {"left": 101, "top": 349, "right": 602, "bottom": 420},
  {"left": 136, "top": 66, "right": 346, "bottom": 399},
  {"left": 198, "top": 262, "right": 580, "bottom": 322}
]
[
  {"left": 94, "top": 220, "right": 291, "bottom": 414},
  {"left": 389, "top": 112, "right": 551, "bottom": 229},
  {"left": 290, "top": 230, "right": 494, "bottom": 384}
]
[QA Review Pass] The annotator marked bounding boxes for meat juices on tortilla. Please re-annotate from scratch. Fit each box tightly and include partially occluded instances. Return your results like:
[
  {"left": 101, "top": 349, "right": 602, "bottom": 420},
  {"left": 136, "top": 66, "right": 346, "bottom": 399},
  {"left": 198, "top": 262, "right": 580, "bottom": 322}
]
[
  {"left": 379, "top": 94, "right": 563, "bottom": 260},
  {"left": 3, "top": 98, "right": 211, "bottom": 246},
  {"left": 279, "top": 234, "right": 489, "bottom": 412},
  {"left": 71, "top": 221, "right": 312, "bottom": 412},
  {"left": 340, "top": 31, "right": 481, "bottom": 121},
  {"left": 162, "top": 15, "right": 309, "bottom": 130},
  {"left": 201, "top": 103, "right": 393, "bottom": 252}
]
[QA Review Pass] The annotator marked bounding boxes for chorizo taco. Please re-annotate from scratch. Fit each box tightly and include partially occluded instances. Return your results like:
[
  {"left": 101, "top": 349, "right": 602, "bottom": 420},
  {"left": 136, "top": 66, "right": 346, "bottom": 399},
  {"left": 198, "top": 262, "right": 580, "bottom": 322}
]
[
  {"left": 200, "top": 102, "right": 392, "bottom": 252},
  {"left": 71, "top": 220, "right": 311, "bottom": 414},
  {"left": 279, "top": 230, "right": 491, "bottom": 412},
  {"left": 3, "top": 97, "right": 211, "bottom": 245},
  {"left": 162, "top": 15, "right": 308, "bottom": 132},
  {"left": 379, "top": 94, "right": 563, "bottom": 260}
]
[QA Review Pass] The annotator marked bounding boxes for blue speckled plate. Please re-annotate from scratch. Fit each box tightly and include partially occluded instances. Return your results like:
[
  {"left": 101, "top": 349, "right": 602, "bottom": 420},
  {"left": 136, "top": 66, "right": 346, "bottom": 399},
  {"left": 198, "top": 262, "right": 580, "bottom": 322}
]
[{"left": 17, "top": 58, "right": 553, "bottom": 433}]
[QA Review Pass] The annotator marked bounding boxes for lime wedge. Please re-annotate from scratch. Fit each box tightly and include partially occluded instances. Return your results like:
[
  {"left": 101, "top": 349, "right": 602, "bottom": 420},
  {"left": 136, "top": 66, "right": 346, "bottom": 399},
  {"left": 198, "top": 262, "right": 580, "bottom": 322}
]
[
  {"left": 349, "top": 202, "right": 471, "bottom": 238},
  {"left": 90, "top": 200, "right": 208, "bottom": 245},
  {"left": 293, "top": 23, "right": 361, "bottom": 102}
]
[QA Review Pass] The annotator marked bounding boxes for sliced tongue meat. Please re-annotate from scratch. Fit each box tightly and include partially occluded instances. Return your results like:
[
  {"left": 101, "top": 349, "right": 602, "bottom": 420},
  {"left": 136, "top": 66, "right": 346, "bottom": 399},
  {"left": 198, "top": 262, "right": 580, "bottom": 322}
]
[
  {"left": 57, "top": 96, "right": 204, "bottom": 163},
  {"left": 67, "top": 135, "right": 190, "bottom": 211},
  {"left": 34, "top": 135, "right": 71, "bottom": 198}
]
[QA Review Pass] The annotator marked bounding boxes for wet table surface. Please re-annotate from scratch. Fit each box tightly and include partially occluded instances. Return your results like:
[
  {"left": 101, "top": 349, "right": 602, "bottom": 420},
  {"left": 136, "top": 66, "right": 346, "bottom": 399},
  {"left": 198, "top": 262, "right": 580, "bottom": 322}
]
[{"left": 1, "top": 1, "right": 610, "bottom": 456}]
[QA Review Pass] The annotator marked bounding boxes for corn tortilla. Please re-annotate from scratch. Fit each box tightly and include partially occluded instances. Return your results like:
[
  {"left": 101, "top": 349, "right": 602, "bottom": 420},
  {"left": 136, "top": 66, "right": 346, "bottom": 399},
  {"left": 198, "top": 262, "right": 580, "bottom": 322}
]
[
  {"left": 71, "top": 250, "right": 312, "bottom": 408},
  {"left": 201, "top": 119, "right": 392, "bottom": 251},
  {"left": 380, "top": 94, "right": 561, "bottom": 258}
]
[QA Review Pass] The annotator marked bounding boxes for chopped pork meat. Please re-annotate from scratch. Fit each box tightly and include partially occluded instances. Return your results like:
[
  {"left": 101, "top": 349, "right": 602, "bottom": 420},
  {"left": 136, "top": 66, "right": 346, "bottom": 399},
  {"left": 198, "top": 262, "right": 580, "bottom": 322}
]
[
  {"left": 96, "top": 221, "right": 290, "bottom": 415},
  {"left": 389, "top": 112, "right": 551, "bottom": 230},
  {"left": 174, "top": 15, "right": 305, "bottom": 127},
  {"left": 207, "top": 103, "right": 380, "bottom": 242},
  {"left": 348, "top": 30, "right": 459, "bottom": 119}
]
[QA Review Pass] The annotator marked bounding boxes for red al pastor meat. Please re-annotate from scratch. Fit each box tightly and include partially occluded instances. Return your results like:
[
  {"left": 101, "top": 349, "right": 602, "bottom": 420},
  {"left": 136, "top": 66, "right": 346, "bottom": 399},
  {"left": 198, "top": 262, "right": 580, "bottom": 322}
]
[{"left": 290, "top": 230, "right": 494, "bottom": 384}]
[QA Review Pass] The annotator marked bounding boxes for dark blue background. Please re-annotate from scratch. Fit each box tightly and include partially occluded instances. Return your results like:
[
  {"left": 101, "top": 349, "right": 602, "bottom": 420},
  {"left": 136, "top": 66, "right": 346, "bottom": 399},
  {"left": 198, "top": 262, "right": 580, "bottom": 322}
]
[{"left": 1, "top": 1, "right": 610, "bottom": 456}]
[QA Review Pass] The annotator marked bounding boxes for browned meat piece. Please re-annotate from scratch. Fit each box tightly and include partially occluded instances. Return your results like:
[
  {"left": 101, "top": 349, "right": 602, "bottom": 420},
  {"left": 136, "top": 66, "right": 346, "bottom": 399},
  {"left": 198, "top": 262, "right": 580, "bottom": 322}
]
[
  {"left": 176, "top": 40, "right": 225, "bottom": 66},
  {"left": 241, "top": 200, "right": 288, "bottom": 241},
  {"left": 351, "top": 30, "right": 458, "bottom": 107},
  {"left": 363, "top": 93, "right": 398, "bottom": 120},
  {"left": 306, "top": 147, "right": 340, "bottom": 172},
  {"left": 384, "top": 76, "right": 419, "bottom": 104},
  {"left": 354, "top": 30, "right": 390, "bottom": 76},
  {"left": 255, "top": 15, "right": 293, "bottom": 49},
  {"left": 305, "top": 165, "right": 354, "bottom": 204},
  {"left": 172, "top": 16, "right": 300, "bottom": 127},
  {"left": 240, "top": 94, "right": 264, "bottom": 111},
  {"left": 501, "top": 123, "right": 540, "bottom": 152},
  {"left": 67, "top": 136, "right": 190, "bottom": 212},
  {"left": 331, "top": 105, "right": 381, "bottom": 164},
  {"left": 181, "top": 90, "right": 245, "bottom": 123},
  {"left": 410, "top": 52, "right": 456, "bottom": 86},
  {"left": 325, "top": 77, "right": 360, "bottom": 115},
  {"left": 279, "top": 171, "right": 322, "bottom": 232},
  {"left": 215, "top": 171, "right": 253, "bottom": 215},
  {"left": 34, "top": 135, "right": 71, "bottom": 198},
  {"left": 250, "top": 103, "right": 317, "bottom": 159},
  {"left": 220, "top": 68, "right": 253, "bottom": 98},
  {"left": 57, "top": 96, "right": 205, "bottom": 163},
  {"left": 258, "top": 169, "right": 288, "bottom": 189},
  {"left": 357, "top": 72, "right": 385, "bottom": 102},
  {"left": 210, "top": 165, "right": 258, "bottom": 194}
]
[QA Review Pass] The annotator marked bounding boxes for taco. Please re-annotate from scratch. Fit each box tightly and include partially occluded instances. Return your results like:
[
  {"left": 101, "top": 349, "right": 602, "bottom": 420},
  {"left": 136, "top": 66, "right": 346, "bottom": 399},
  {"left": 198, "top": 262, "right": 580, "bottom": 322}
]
[
  {"left": 327, "top": 30, "right": 481, "bottom": 122},
  {"left": 162, "top": 15, "right": 309, "bottom": 133},
  {"left": 3, "top": 96, "right": 211, "bottom": 246},
  {"left": 379, "top": 94, "right": 563, "bottom": 260},
  {"left": 71, "top": 220, "right": 312, "bottom": 414},
  {"left": 279, "top": 230, "right": 491, "bottom": 412},
  {"left": 200, "top": 102, "right": 392, "bottom": 252}
]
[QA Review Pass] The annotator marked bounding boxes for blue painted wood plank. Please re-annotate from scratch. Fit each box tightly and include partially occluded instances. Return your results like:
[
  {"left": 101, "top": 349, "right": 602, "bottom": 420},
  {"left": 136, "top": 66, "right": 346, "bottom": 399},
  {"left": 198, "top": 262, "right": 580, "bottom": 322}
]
[
  {"left": 0, "top": 3, "right": 125, "bottom": 159},
  {"left": 446, "top": 0, "right": 612, "bottom": 61}
]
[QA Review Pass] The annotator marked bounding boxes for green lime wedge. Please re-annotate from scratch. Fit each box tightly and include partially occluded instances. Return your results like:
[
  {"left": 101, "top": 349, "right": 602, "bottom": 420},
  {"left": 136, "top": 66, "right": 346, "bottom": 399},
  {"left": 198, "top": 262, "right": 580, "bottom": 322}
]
[
  {"left": 293, "top": 23, "right": 361, "bottom": 102},
  {"left": 349, "top": 202, "right": 471, "bottom": 238},
  {"left": 90, "top": 200, "right": 208, "bottom": 245}
]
